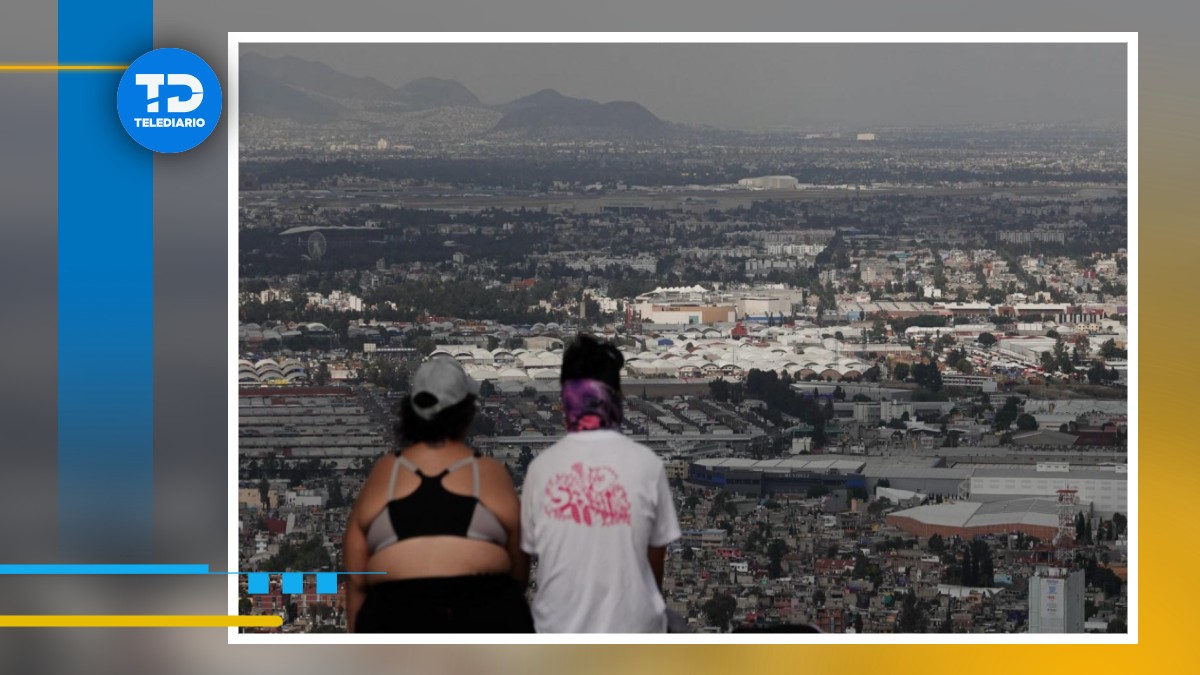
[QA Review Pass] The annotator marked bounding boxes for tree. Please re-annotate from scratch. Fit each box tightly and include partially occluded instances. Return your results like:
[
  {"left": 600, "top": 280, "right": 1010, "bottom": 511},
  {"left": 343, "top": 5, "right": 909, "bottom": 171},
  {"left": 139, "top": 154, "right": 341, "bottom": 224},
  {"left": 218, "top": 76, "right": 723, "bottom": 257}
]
[
  {"left": 1016, "top": 413, "right": 1039, "bottom": 431},
  {"left": 702, "top": 592, "right": 738, "bottom": 632},
  {"left": 1112, "top": 512, "right": 1127, "bottom": 538},
  {"left": 806, "top": 485, "right": 830, "bottom": 499},
  {"left": 928, "top": 533, "right": 945, "bottom": 555},
  {"left": 896, "top": 592, "right": 927, "bottom": 632},
  {"left": 912, "top": 361, "right": 943, "bottom": 392},
  {"left": 994, "top": 397, "right": 1021, "bottom": 430},
  {"left": 265, "top": 535, "right": 332, "bottom": 572},
  {"left": 1053, "top": 337, "right": 1074, "bottom": 374},
  {"left": 328, "top": 477, "right": 345, "bottom": 508},
  {"left": 1072, "top": 335, "right": 1091, "bottom": 363},
  {"left": 1075, "top": 512, "right": 1092, "bottom": 544},
  {"left": 868, "top": 497, "right": 893, "bottom": 517},
  {"left": 766, "top": 538, "right": 790, "bottom": 578},
  {"left": 893, "top": 362, "right": 910, "bottom": 382},
  {"left": 313, "top": 361, "right": 331, "bottom": 386},
  {"left": 1099, "top": 338, "right": 1127, "bottom": 360},
  {"left": 1087, "top": 361, "right": 1112, "bottom": 385},
  {"left": 409, "top": 336, "right": 436, "bottom": 356},
  {"left": 1040, "top": 350, "right": 1058, "bottom": 373},
  {"left": 977, "top": 332, "right": 997, "bottom": 348}
]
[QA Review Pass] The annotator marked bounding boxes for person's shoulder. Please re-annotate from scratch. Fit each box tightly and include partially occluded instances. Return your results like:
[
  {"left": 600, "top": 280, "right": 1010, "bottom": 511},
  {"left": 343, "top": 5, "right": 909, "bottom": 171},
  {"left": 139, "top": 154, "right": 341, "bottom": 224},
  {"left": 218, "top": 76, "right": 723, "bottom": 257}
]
[
  {"left": 523, "top": 441, "right": 561, "bottom": 476},
  {"left": 475, "top": 454, "right": 515, "bottom": 485},
  {"left": 530, "top": 435, "right": 577, "bottom": 461},
  {"left": 365, "top": 451, "right": 400, "bottom": 484}
]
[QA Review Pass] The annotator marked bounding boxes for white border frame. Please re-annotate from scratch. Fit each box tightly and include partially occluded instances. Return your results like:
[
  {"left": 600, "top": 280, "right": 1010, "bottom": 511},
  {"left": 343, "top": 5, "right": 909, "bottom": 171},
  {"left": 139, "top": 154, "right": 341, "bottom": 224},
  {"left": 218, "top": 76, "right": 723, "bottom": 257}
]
[{"left": 227, "top": 32, "right": 1138, "bottom": 645}]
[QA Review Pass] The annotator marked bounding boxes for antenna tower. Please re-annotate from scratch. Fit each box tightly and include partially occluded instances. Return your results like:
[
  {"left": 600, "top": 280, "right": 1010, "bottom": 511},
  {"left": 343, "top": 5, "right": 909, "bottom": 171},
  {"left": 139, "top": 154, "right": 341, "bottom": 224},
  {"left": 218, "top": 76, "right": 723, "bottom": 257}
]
[{"left": 1054, "top": 487, "right": 1080, "bottom": 553}]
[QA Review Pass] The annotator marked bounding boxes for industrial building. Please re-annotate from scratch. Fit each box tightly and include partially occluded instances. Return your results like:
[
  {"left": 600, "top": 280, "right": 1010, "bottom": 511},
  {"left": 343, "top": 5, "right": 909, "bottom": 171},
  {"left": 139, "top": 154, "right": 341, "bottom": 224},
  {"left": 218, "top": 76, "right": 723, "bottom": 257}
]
[
  {"left": 861, "top": 460, "right": 974, "bottom": 498},
  {"left": 885, "top": 497, "right": 1061, "bottom": 540},
  {"left": 737, "top": 175, "right": 801, "bottom": 190},
  {"left": 238, "top": 387, "right": 390, "bottom": 461},
  {"left": 965, "top": 463, "right": 1127, "bottom": 516},
  {"left": 687, "top": 457, "right": 866, "bottom": 496}
]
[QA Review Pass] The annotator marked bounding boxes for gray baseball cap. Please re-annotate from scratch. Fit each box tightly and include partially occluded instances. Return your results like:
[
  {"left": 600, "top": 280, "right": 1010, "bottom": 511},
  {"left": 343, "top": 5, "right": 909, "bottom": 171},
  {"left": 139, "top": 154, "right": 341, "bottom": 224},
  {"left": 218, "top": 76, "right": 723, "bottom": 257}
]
[{"left": 410, "top": 355, "right": 481, "bottom": 420}]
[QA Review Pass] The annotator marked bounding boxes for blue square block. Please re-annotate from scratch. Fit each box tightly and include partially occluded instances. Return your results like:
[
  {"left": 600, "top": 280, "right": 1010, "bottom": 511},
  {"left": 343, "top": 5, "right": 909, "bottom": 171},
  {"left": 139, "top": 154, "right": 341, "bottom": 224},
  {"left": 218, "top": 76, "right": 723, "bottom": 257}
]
[
  {"left": 281, "top": 572, "right": 303, "bottom": 594},
  {"left": 247, "top": 572, "right": 269, "bottom": 594},
  {"left": 315, "top": 573, "right": 338, "bottom": 595}
]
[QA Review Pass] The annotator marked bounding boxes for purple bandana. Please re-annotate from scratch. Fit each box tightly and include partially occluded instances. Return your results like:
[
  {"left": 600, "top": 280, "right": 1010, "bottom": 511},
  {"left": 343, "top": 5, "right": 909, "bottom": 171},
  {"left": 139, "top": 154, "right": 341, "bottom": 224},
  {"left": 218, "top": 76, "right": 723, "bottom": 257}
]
[{"left": 561, "top": 378, "right": 623, "bottom": 432}]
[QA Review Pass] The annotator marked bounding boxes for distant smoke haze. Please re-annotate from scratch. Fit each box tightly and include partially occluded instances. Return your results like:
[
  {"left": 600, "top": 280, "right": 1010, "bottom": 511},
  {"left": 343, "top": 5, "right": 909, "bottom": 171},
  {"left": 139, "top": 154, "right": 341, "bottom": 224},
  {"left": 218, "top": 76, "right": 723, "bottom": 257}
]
[{"left": 243, "top": 42, "right": 1127, "bottom": 130}]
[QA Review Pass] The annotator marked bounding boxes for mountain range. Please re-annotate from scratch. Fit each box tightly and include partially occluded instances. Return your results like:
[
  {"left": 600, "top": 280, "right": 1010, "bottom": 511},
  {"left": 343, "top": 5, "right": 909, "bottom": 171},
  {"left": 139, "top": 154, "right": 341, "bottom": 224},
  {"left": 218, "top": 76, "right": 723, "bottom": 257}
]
[{"left": 239, "top": 51, "right": 674, "bottom": 139}]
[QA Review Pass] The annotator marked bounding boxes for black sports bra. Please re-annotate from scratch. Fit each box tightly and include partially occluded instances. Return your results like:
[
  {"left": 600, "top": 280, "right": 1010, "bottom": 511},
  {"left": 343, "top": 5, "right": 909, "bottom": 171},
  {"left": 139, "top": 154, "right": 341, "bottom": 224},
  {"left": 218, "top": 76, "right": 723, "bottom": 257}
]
[{"left": 366, "top": 453, "right": 508, "bottom": 556}]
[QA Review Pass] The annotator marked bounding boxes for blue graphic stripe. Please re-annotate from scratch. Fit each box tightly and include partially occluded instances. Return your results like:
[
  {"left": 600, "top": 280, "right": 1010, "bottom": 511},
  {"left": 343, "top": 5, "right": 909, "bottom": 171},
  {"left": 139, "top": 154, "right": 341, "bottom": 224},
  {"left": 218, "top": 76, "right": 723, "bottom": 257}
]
[
  {"left": 247, "top": 573, "right": 269, "bottom": 594},
  {"left": 0, "top": 564, "right": 208, "bottom": 575},
  {"left": 281, "top": 572, "right": 303, "bottom": 594},
  {"left": 0, "top": 565, "right": 374, "bottom": 596},
  {"left": 58, "top": 0, "right": 154, "bottom": 560},
  {"left": 316, "top": 573, "right": 338, "bottom": 594}
]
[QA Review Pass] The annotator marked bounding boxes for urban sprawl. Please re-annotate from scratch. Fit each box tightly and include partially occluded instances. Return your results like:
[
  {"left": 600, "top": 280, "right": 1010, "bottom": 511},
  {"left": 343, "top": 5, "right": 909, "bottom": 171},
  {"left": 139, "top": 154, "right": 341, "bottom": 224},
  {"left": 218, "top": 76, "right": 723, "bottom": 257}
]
[{"left": 236, "top": 61, "right": 1127, "bottom": 634}]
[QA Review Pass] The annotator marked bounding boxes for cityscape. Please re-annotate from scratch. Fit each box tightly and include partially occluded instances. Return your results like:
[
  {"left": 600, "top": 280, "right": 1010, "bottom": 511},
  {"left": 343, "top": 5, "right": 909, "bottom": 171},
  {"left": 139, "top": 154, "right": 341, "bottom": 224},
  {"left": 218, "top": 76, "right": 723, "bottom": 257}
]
[{"left": 235, "top": 44, "right": 1129, "bottom": 634}]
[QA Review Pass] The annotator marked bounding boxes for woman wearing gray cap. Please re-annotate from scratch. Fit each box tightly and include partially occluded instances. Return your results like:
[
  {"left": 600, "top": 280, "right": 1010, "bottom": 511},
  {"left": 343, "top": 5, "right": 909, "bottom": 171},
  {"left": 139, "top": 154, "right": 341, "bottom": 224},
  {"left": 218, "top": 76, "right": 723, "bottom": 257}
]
[{"left": 343, "top": 355, "right": 533, "bottom": 632}]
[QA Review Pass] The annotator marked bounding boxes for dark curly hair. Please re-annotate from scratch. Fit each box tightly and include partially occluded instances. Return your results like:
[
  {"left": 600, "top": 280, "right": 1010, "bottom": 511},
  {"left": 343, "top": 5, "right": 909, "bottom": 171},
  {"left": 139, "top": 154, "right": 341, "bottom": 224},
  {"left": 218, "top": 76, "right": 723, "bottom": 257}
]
[
  {"left": 560, "top": 334, "right": 625, "bottom": 392},
  {"left": 393, "top": 394, "right": 477, "bottom": 447}
]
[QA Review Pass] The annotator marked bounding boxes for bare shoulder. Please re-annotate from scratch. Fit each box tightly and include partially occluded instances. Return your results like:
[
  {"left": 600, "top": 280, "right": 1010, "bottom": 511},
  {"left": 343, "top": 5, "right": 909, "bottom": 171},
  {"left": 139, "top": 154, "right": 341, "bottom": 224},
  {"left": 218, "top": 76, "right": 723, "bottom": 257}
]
[
  {"left": 365, "top": 452, "right": 399, "bottom": 486},
  {"left": 476, "top": 455, "right": 516, "bottom": 488},
  {"left": 352, "top": 452, "right": 399, "bottom": 518}
]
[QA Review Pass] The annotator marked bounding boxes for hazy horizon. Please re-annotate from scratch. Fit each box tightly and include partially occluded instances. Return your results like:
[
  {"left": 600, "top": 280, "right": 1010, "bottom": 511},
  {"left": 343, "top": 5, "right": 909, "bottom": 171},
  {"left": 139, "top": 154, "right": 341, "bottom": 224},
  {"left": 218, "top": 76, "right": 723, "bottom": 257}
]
[{"left": 243, "top": 42, "right": 1127, "bottom": 131}]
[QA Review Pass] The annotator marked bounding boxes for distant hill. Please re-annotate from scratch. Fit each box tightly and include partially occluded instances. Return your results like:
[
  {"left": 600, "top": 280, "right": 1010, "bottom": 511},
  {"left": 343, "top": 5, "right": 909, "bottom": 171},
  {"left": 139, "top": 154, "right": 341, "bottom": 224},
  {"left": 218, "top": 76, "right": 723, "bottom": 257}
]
[
  {"left": 238, "top": 67, "right": 346, "bottom": 124},
  {"left": 396, "top": 77, "right": 481, "bottom": 109},
  {"left": 241, "top": 52, "right": 396, "bottom": 102},
  {"left": 240, "top": 52, "right": 483, "bottom": 122},
  {"left": 492, "top": 88, "right": 669, "bottom": 138},
  {"left": 239, "top": 53, "right": 678, "bottom": 139}
]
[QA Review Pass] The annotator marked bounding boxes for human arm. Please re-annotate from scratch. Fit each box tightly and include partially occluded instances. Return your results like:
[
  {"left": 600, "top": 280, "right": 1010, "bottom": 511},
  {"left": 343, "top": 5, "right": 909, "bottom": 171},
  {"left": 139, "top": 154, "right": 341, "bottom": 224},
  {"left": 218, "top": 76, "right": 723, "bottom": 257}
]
[
  {"left": 342, "top": 500, "right": 368, "bottom": 632},
  {"left": 481, "top": 457, "right": 530, "bottom": 587},
  {"left": 343, "top": 455, "right": 390, "bottom": 632},
  {"left": 647, "top": 546, "right": 667, "bottom": 590}
]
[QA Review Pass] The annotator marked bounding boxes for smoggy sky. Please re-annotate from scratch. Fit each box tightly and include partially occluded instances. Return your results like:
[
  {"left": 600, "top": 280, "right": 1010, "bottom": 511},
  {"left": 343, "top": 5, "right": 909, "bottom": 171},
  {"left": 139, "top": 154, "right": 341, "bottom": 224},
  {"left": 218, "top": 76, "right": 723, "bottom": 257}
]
[{"left": 244, "top": 42, "right": 1127, "bottom": 131}]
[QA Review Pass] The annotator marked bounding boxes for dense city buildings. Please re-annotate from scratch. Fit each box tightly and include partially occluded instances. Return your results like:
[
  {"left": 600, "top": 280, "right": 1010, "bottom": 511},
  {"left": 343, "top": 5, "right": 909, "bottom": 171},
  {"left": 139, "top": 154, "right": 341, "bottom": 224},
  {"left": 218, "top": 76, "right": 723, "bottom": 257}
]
[{"left": 236, "top": 49, "right": 1128, "bottom": 634}]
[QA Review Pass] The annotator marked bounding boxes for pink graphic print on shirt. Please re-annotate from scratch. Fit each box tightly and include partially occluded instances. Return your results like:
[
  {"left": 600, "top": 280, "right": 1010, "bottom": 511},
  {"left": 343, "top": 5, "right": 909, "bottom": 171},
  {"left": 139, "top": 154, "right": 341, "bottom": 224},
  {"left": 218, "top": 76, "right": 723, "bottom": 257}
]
[{"left": 544, "top": 462, "right": 632, "bottom": 526}]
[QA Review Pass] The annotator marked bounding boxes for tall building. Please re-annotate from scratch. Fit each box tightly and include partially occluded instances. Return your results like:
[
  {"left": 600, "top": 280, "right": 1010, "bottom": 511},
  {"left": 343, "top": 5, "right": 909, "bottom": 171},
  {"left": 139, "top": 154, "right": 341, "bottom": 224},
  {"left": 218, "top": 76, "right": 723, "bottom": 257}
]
[{"left": 1028, "top": 567, "right": 1085, "bottom": 633}]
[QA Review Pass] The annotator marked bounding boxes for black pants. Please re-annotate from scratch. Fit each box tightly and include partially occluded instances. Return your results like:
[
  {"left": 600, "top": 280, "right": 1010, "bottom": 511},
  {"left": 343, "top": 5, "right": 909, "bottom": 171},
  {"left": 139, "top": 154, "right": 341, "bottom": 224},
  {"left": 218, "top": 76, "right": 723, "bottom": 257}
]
[{"left": 355, "top": 574, "right": 534, "bottom": 633}]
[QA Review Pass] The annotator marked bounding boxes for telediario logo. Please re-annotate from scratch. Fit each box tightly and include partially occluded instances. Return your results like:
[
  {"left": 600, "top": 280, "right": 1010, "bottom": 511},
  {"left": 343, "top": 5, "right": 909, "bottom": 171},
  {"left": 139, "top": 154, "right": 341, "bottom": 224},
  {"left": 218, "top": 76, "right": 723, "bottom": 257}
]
[{"left": 118, "top": 49, "right": 222, "bottom": 152}]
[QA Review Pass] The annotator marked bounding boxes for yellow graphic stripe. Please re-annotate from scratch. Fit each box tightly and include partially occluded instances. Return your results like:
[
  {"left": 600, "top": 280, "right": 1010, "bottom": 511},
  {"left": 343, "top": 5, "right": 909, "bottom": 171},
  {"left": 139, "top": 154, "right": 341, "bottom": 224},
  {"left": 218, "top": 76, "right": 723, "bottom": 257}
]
[
  {"left": 0, "top": 615, "right": 283, "bottom": 628},
  {"left": 0, "top": 64, "right": 127, "bottom": 71}
]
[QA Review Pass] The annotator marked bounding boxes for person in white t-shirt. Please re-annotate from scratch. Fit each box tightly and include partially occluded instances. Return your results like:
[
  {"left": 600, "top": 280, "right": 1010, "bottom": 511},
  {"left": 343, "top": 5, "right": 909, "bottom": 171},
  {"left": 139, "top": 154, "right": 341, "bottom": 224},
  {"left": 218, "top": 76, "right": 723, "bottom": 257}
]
[{"left": 521, "top": 334, "right": 682, "bottom": 633}]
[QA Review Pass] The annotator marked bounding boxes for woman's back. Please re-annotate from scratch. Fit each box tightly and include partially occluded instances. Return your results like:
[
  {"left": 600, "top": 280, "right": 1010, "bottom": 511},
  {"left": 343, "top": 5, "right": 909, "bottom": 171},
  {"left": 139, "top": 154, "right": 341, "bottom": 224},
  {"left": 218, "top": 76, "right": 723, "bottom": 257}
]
[
  {"left": 344, "top": 440, "right": 532, "bottom": 633},
  {"left": 353, "top": 443, "right": 519, "bottom": 581}
]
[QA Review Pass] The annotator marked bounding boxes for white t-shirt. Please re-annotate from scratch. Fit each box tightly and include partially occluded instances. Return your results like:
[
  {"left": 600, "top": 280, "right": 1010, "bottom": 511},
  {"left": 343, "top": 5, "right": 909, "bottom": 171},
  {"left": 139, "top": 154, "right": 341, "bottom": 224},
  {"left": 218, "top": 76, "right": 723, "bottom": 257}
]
[{"left": 521, "top": 429, "right": 682, "bottom": 633}]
